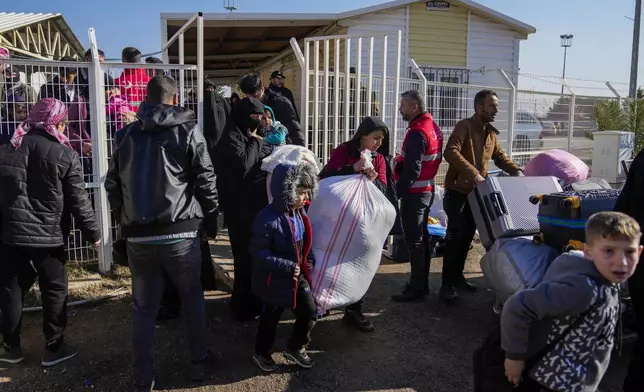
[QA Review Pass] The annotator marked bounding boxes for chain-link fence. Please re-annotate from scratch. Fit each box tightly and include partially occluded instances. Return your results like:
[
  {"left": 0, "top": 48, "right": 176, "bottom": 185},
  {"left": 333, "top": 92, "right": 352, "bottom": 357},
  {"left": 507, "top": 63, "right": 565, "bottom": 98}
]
[{"left": 0, "top": 55, "right": 200, "bottom": 272}]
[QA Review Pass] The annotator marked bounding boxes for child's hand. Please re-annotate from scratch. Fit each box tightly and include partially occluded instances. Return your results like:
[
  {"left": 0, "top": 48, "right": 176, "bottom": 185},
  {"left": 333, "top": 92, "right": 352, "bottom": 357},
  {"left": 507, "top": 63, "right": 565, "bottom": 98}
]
[
  {"left": 293, "top": 265, "right": 300, "bottom": 278},
  {"left": 504, "top": 358, "right": 525, "bottom": 386}
]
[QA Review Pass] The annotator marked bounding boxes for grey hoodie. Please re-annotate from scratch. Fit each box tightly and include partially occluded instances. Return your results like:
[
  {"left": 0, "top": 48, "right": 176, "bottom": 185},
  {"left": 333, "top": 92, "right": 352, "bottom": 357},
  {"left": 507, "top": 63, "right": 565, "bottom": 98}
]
[{"left": 501, "top": 252, "right": 620, "bottom": 392}]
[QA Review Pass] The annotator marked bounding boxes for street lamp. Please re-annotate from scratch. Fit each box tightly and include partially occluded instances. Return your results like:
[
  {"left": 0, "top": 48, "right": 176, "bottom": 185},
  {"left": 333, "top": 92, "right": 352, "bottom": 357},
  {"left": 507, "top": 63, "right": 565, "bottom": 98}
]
[
  {"left": 560, "top": 34, "right": 573, "bottom": 94},
  {"left": 224, "top": 0, "right": 239, "bottom": 12}
]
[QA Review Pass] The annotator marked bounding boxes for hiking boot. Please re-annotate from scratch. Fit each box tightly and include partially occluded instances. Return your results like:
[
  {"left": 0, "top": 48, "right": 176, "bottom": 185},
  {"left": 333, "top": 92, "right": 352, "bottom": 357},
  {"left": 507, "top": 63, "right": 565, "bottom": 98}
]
[
  {"left": 189, "top": 350, "right": 215, "bottom": 382},
  {"left": 284, "top": 347, "right": 314, "bottom": 369},
  {"left": 41, "top": 342, "right": 79, "bottom": 367},
  {"left": 343, "top": 310, "right": 375, "bottom": 333},
  {"left": 0, "top": 344, "right": 25, "bottom": 364},
  {"left": 133, "top": 379, "right": 155, "bottom": 392},
  {"left": 439, "top": 285, "right": 459, "bottom": 303},
  {"left": 456, "top": 278, "right": 477, "bottom": 293},
  {"left": 391, "top": 287, "right": 425, "bottom": 303},
  {"left": 253, "top": 353, "right": 279, "bottom": 372}
]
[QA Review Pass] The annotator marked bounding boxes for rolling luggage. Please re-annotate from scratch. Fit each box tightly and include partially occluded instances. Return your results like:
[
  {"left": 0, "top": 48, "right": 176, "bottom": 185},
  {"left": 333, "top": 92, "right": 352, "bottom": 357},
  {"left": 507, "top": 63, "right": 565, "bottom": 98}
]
[
  {"left": 531, "top": 189, "right": 622, "bottom": 252},
  {"left": 480, "top": 236, "right": 559, "bottom": 304},
  {"left": 468, "top": 176, "right": 562, "bottom": 250}
]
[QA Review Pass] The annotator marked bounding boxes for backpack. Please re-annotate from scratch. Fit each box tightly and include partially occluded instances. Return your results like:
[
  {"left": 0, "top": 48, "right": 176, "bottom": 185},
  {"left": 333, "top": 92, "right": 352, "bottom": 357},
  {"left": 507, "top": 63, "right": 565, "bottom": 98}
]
[{"left": 473, "top": 306, "right": 592, "bottom": 392}]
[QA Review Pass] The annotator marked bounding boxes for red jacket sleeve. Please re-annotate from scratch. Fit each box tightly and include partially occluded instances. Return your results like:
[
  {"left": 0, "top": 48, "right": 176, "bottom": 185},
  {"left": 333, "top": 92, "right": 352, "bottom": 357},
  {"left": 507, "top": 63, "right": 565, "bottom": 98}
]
[
  {"left": 374, "top": 153, "right": 387, "bottom": 185},
  {"left": 325, "top": 144, "right": 351, "bottom": 171}
]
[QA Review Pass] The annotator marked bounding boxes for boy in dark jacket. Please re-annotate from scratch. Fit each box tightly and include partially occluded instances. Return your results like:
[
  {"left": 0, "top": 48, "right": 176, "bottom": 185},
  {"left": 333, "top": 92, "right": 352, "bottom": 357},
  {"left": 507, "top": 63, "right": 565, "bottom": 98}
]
[
  {"left": 250, "top": 162, "right": 318, "bottom": 372},
  {"left": 501, "top": 211, "right": 642, "bottom": 392}
]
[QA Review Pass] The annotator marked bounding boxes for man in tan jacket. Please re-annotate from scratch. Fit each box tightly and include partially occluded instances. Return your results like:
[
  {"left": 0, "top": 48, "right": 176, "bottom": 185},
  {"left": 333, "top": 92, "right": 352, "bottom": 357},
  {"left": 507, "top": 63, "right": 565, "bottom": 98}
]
[{"left": 440, "top": 89, "right": 522, "bottom": 302}]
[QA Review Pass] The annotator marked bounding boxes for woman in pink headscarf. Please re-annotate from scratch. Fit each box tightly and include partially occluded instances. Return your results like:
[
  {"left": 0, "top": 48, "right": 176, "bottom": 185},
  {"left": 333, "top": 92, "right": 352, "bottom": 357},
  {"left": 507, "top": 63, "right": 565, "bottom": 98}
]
[
  {"left": 9, "top": 97, "right": 72, "bottom": 149},
  {"left": 0, "top": 97, "right": 100, "bottom": 367}
]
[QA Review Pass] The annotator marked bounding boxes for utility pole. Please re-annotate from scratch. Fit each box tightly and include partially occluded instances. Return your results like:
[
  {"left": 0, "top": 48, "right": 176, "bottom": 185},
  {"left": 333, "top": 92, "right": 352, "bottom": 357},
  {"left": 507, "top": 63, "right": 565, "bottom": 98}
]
[{"left": 630, "top": 0, "right": 642, "bottom": 98}]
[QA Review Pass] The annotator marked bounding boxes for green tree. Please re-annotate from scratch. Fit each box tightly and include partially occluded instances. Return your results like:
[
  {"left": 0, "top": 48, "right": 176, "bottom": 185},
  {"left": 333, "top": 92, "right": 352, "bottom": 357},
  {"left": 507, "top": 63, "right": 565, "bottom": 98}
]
[{"left": 594, "top": 96, "right": 644, "bottom": 155}]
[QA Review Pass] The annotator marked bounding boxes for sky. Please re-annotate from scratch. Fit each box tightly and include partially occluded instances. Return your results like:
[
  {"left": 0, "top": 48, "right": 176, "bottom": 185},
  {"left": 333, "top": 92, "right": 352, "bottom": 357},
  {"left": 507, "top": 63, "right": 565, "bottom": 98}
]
[{"left": 3, "top": 0, "right": 640, "bottom": 96}]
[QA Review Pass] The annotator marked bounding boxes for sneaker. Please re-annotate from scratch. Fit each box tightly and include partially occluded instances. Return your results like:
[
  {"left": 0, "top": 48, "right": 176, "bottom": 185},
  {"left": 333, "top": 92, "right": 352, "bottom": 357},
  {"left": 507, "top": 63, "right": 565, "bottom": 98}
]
[
  {"left": 133, "top": 379, "right": 155, "bottom": 392},
  {"left": 0, "top": 344, "right": 25, "bottom": 364},
  {"left": 189, "top": 350, "right": 215, "bottom": 382},
  {"left": 456, "top": 278, "right": 477, "bottom": 293},
  {"left": 284, "top": 348, "right": 314, "bottom": 369},
  {"left": 391, "top": 287, "right": 426, "bottom": 303},
  {"left": 253, "top": 353, "right": 279, "bottom": 372},
  {"left": 343, "top": 310, "right": 375, "bottom": 333},
  {"left": 41, "top": 342, "right": 79, "bottom": 367},
  {"left": 439, "top": 285, "right": 459, "bottom": 303}
]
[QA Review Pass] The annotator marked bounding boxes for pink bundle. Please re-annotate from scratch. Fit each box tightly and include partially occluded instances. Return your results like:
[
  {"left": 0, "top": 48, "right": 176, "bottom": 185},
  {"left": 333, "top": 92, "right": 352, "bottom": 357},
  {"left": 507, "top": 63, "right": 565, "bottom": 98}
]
[
  {"left": 523, "top": 149, "right": 589, "bottom": 185},
  {"left": 107, "top": 95, "right": 136, "bottom": 131}
]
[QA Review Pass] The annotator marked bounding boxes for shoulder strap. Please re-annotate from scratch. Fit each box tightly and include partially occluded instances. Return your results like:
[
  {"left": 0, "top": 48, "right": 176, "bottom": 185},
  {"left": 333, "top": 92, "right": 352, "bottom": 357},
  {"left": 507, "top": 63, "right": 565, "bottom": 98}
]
[{"left": 526, "top": 303, "right": 595, "bottom": 371}]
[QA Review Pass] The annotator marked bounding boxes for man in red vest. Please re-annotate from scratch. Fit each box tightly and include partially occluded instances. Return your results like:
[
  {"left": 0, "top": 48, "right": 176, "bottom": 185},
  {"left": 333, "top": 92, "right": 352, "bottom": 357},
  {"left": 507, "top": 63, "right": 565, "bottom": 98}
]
[{"left": 391, "top": 90, "right": 443, "bottom": 302}]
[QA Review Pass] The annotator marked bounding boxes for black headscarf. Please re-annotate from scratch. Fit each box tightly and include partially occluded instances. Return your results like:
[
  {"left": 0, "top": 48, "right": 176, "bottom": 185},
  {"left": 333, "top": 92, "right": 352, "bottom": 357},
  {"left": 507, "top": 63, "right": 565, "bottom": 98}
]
[
  {"left": 233, "top": 97, "right": 264, "bottom": 133},
  {"left": 348, "top": 116, "right": 391, "bottom": 158}
]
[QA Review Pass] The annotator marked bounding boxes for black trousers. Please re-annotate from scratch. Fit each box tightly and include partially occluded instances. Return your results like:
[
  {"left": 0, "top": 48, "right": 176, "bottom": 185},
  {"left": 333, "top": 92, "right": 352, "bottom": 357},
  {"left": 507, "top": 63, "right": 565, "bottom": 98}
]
[
  {"left": 228, "top": 217, "right": 261, "bottom": 319},
  {"left": 255, "top": 276, "right": 317, "bottom": 356},
  {"left": 441, "top": 190, "right": 477, "bottom": 287},
  {"left": 624, "top": 257, "right": 644, "bottom": 392},
  {"left": 400, "top": 192, "right": 434, "bottom": 293},
  {"left": 0, "top": 243, "right": 67, "bottom": 350}
]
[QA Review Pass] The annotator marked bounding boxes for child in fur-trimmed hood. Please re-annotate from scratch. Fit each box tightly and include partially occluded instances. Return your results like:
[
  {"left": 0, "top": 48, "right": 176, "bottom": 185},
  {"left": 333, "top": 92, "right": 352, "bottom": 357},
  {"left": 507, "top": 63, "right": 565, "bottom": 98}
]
[{"left": 250, "top": 162, "right": 318, "bottom": 372}]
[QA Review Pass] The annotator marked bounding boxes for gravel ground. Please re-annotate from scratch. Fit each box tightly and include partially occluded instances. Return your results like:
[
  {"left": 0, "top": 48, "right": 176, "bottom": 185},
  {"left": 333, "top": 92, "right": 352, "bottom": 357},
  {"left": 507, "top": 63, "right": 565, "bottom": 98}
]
[{"left": 0, "top": 242, "right": 631, "bottom": 392}]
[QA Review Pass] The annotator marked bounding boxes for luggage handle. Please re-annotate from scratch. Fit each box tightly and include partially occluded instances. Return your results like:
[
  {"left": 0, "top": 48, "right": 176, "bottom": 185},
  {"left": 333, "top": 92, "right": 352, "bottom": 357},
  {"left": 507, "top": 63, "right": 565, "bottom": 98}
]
[
  {"left": 483, "top": 195, "right": 496, "bottom": 221},
  {"left": 491, "top": 192, "right": 507, "bottom": 216}
]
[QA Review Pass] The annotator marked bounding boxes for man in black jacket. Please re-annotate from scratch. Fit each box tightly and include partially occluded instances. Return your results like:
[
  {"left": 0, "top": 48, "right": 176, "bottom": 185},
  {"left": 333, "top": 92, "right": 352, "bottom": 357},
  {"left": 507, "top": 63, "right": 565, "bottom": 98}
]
[
  {"left": 0, "top": 98, "right": 100, "bottom": 367},
  {"left": 238, "top": 73, "right": 305, "bottom": 146},
  {"left": 267, "top": 70, "right": 298, "bottom": 119},
  {"left": 105, "top": 75, "right": 219, "bottom": 390},
  {"left": 615, "top": 150, "right": 644, "bottom": 392}
]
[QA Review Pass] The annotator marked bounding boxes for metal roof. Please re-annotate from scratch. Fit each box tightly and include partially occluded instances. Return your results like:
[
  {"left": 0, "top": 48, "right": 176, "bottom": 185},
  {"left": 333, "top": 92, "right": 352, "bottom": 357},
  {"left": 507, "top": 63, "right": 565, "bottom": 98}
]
[
  {"left": 165, "top": 0, "right": 536, "bottom": 36},
  {"left": 0, "top": 12, "right": 85, "bottom": 58},
  {"left": 0, "top": 12, "right": 60, "bottom": 34}
]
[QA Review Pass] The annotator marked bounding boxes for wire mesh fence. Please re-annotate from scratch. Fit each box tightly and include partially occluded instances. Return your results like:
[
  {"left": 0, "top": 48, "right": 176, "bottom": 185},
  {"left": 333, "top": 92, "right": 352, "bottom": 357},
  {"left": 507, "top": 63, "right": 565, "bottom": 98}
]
[{"left": 0, "top": 57, "right": 199, "bottom": 270}]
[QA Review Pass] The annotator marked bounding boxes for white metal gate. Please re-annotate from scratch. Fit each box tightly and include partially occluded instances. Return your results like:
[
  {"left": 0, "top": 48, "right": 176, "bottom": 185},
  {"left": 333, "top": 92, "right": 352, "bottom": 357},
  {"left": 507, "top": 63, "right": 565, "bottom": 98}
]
[{"left": 290, "top": 31, "right": 403, "bottom": 164}]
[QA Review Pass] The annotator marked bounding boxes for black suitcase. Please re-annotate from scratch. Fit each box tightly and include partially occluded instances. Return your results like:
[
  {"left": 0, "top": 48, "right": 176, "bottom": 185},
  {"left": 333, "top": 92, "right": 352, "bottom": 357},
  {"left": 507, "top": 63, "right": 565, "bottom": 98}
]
[{"left": 531, "top": 189, "right": 622, "bottom": 252}]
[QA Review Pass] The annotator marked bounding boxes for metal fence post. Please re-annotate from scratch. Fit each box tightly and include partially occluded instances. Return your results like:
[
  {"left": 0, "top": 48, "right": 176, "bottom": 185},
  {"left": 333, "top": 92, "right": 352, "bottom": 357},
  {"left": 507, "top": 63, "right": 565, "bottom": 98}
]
[
  {"left": 561, "top": 78, "right": 577, "bottom": 152},
  {"left": 88, "top": 28, "right": 113, "bottom": 274},
  {"left": 606, "top": 81, "right": 622, "bottom": 108},
  {"left": 498, "top": 69, "right": 517, "bottom": 160}
]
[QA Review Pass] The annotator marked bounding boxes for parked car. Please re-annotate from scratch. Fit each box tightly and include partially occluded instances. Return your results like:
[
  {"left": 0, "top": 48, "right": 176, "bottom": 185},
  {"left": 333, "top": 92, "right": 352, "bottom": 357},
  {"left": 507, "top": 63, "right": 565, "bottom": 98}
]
[{"left": 540, "top": 120, "right": 557, "bottom": 136}]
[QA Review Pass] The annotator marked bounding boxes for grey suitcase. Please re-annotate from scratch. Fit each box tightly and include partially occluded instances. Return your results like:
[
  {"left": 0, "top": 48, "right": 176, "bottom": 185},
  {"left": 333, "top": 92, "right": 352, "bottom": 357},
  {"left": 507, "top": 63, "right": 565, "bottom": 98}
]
[{"left": 468, "top": 176, "right": 562, "bottom": 249}]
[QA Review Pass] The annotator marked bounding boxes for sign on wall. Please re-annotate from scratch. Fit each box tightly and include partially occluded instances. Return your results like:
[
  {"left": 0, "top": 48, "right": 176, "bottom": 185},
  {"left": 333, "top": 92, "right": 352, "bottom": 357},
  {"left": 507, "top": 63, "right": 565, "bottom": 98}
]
[{"left": 426, "top": 1, "right": 450, "bottom": 10}]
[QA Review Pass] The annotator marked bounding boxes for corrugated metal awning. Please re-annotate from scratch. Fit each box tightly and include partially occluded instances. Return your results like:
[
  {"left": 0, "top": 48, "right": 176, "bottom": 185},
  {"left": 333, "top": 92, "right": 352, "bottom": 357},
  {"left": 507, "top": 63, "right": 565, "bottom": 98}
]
[{"left": 0, "top": 12, "right": 60, "bottom": 34}]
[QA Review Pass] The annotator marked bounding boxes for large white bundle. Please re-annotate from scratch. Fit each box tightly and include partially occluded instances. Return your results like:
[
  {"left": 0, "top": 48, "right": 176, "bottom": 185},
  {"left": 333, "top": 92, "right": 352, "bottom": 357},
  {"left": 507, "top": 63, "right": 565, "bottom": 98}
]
[
  {"left": 308, "top": 173, "right": 396, "bottom": 315},
  {"left": 480, "top": 236, "right": 559, "bottom": 303},
  {"left": 262, "top": 145, "right": 319, "bottom": 203}
]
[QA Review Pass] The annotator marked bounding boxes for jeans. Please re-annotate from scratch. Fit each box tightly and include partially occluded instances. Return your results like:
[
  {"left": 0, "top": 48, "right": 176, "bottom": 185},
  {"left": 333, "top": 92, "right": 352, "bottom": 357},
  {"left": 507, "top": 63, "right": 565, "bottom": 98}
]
[
  {"left": 127, "top": 238, "right": 208, "bottom": 385},
  {"left": 0, "top": 242, "right": 67, "bottom": 350},
  {"left": 441, "top": 190, "right": 477, "bottom": 287},
  {"left": 255, "top": 276, "right": 317, "bottom": 356},
  {"left": 624, "top": 258, "right": 644, "bottom": 392},
  {"left": 400, "top": 192, "right": 434, "bottom": 293}
]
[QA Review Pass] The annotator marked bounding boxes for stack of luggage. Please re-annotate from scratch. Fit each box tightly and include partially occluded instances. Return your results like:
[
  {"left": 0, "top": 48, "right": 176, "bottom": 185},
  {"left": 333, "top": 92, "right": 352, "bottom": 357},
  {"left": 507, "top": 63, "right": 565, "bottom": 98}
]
[{"left": 471, "top": 175, "right": 622, "bottom": 307}]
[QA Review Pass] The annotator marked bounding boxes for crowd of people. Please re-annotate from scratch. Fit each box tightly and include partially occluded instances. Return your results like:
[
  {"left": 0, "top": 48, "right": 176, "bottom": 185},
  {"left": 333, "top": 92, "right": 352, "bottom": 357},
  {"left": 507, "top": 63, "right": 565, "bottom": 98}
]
[{"left": 0, "top": 44, "right": 642, "bottom": 392}]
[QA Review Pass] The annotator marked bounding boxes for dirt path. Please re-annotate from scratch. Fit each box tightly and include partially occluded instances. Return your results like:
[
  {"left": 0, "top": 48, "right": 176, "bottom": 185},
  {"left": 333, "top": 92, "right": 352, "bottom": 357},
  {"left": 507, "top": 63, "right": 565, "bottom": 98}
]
[{"left": 0, "top": 243, "right": 631, "bottom": 392}]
